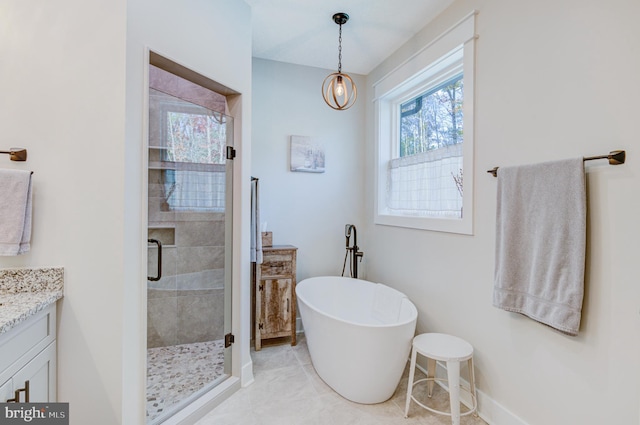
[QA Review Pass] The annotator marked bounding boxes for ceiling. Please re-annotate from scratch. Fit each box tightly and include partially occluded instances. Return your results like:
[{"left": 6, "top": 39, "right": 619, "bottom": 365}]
[{"left": 245, "top": 0, "right": 455, "bottom": 75}]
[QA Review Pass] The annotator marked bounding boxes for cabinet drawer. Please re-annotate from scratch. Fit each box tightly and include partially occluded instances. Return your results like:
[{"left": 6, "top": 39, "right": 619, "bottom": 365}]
[
  {"left": 0, "top": 304, "right": 56, "bottom": 382},
  {"left": 260, "top": 260, "right": 293, "bottom": 277}
]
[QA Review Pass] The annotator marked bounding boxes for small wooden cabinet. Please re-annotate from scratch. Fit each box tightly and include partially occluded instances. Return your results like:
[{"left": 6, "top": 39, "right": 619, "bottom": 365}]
[{"left": 255, "top": 245, "right": 297, "bottom": 350}]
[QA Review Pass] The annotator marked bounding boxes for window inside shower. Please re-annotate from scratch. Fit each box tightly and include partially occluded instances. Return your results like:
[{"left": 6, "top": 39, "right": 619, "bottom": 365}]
[{"left": 162, "top": 108, "right": 228, "bottom": 212}]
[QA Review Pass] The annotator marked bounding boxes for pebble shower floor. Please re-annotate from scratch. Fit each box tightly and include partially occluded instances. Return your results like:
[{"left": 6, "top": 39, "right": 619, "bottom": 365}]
[{"left": 146, "top": 340, "right": 225, "bottom": 422}]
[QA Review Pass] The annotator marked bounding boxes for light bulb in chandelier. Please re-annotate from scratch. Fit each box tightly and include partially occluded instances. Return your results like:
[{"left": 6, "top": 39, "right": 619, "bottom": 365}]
[
  {"left": 335, "top": 76, "right": 345, "bottom": 97},
  {"left": 322, "top": 13, "right": 357, "bottom": 110}
]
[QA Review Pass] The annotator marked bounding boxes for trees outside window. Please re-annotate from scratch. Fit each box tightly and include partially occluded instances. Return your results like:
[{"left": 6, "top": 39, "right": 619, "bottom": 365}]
[{"left": 400, "top": 75, "right": 463, "bottom": 157}]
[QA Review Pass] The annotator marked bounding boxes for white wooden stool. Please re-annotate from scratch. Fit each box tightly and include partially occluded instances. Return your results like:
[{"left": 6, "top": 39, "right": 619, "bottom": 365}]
[{"left": 404, "top": 333, "right": 477, "bottom": 425}]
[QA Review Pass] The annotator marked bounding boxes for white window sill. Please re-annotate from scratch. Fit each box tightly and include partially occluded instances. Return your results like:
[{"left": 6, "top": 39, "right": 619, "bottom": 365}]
[{"left": 374, "top": 212, "right": 472, "bottom": 235}]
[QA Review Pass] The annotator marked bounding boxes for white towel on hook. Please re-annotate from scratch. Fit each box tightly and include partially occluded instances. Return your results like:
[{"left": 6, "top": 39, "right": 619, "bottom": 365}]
[
  {"left": 0, "top": 169, "right": 33, "bottom": 255},
  {"left": 493, "top": 157, "right": 586, "bottom": 336},
  {"left": 250, "top": 178, "right": 263, "bottom": 264}
]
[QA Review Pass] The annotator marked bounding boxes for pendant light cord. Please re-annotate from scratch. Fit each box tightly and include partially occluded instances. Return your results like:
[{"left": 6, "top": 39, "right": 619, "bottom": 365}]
[{"left": 337, "top": 24, "right": 343, "bottom": 73}]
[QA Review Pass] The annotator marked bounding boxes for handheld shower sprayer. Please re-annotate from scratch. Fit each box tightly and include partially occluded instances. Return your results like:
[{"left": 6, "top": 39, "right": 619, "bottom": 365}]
[{"left": 345, "top": 224, "right": 353, "bottom": 248}]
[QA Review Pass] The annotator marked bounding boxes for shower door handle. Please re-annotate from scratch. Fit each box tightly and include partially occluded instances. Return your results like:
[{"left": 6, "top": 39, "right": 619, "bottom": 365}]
[{"left": 148, "top": 238, "right": 162, "bottom": 281}]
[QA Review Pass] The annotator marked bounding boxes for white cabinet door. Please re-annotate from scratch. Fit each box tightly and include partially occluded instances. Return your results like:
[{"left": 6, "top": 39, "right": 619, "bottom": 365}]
[{"left": 11, "top": 342, "right": 56, "bottom": 402}]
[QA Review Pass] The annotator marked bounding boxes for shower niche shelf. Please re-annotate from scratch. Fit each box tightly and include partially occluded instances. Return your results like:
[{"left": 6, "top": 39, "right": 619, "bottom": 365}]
[{"left": 148, "top": 226, "right": 175, "bottom": 246}]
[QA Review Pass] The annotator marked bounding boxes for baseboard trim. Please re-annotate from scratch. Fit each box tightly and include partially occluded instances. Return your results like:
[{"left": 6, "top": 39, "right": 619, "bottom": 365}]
[
  {"left": 411, "top": 362, "right": 528, "bottom": 425},
  {"left": 241, "top": 359, "right": 255, "bottom": 387}
]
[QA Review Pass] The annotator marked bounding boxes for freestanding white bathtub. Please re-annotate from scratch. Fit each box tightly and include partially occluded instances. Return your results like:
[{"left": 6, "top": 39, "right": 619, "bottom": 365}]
[{"left": 296, "top": 276, "right": 417, "bottom": 404}]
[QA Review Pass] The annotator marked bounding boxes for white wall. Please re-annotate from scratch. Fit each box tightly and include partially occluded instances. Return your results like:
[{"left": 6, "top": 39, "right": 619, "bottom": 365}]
[
  {"left": 0, "top": 0, "right": 127, "bottom": 423},
  {"left": 252, "top": 58, "right": 366, "bottom": 281},
  {"left": 364, "top": 1, "right": 640, "bottom": 424},
  {"left": 1, "top": 0, "right": 252, "bottom": 424}
]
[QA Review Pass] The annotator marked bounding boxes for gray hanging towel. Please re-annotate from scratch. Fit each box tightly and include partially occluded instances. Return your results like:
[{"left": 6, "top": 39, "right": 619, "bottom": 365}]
[
  {"left": 0, "top": 169, "right": 33, "bottom": 255},
  {"left": 493, "top": 157, "right": 586, "bottom": 335}
]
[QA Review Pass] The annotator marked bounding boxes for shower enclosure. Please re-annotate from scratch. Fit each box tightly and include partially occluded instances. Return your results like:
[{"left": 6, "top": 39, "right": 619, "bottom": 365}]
[{"left": 146, "top": 69, "right": 234, "bottom": 424}]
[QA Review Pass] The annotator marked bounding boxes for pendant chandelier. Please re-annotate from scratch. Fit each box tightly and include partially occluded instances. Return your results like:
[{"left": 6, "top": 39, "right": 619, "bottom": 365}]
[{"left": 322, "top": 13, "right": 357, "bottom": 110}]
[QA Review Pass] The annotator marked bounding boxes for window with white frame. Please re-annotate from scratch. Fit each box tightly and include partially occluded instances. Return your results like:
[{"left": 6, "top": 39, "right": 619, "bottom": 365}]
[{"left": 374, "top": 12, "right": 476, "bottom": 234}]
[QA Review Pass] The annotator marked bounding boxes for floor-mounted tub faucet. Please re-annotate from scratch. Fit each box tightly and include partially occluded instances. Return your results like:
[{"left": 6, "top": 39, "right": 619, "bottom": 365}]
[{"left": 343, "top": 224, "right": 364, "bottom": 278}]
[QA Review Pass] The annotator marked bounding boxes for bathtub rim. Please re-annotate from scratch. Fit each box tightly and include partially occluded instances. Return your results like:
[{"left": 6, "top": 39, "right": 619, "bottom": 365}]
[{"left": 296, "top": 276, "right": 418, "bottom": 329}]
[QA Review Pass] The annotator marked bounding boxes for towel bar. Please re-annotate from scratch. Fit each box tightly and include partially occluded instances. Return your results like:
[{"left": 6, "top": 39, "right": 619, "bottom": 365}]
[
  {"left": 487, "top": 150, "right": 626, "bottom": 177},
  {"left": 0, "top": 148, "right": 27, "bottom": 162}
]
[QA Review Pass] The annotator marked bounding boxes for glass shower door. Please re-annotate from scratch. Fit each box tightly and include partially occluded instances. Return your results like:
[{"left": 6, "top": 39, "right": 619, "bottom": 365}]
[{"left": 146, "top": 87, "right": 233, "bottom": 424}]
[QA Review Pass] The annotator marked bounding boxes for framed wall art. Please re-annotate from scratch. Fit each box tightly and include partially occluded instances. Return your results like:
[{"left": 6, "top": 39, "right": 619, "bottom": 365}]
[{"left": 290, "top": 135, "right": 325, "bottom": 173}]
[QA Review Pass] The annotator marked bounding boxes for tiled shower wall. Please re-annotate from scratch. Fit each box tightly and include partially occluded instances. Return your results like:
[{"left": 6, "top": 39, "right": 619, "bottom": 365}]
[{"left": 146, "top": 206, "right": 226, "bottom": 348}]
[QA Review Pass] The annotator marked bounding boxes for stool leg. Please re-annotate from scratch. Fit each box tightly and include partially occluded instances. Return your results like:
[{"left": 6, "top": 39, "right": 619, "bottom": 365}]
[
  {"left": 426, "top": 358, "right": 436, "bottom": 397},
  {"left": 446, "top": 361, "right": 461, "bottom": 425},
  {"left": 468, "top": 357, "right": 478, "bottom": 416},
  {"left": 404, "top": 347, "right": 417, "bottom": 418}
]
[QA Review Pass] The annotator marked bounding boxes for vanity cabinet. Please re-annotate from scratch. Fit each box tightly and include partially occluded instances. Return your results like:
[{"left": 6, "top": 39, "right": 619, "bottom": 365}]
[
  {"left": 0, "top": 303, "right": 57, "bottom": 403},
  {"left": 255, "top": 245, "right": 297, "bottom": 350}
]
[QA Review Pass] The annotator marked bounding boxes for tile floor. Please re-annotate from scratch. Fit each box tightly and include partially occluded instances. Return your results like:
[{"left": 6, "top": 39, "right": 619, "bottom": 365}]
[{"left": 196, "top": 336, "right": 487, "bottom": 425}]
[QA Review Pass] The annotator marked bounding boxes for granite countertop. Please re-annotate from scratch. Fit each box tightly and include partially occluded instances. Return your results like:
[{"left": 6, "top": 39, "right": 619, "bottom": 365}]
[{"left": 0, "top": 267, "right": 64, "bottom": 335}]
